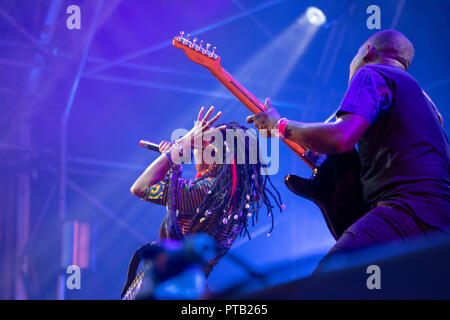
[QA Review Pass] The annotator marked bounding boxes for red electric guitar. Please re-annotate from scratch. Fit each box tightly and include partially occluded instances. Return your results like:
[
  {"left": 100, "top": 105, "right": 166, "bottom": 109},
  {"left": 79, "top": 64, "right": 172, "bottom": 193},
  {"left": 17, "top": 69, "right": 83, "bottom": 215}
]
[{"left": 173, "top": 32, "right": 364, "bottom": 240}]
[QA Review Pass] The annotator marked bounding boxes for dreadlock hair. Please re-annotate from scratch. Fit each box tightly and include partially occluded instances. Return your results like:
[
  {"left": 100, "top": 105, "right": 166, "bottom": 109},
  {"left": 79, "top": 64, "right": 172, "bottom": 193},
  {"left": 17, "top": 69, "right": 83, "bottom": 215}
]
[{"left": 186, "top": 121, "right": 284, "bottom": 243}]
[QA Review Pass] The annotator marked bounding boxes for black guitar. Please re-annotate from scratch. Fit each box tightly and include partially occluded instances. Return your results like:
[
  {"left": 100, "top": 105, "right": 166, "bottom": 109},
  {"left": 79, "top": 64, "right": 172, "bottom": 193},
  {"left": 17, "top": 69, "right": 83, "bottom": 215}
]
[
  {"left": 173, "top": 32, "right": 365, "bottom": 240},
  {"left": 284, "top": 150, "right": 363, "bottom": 239}
]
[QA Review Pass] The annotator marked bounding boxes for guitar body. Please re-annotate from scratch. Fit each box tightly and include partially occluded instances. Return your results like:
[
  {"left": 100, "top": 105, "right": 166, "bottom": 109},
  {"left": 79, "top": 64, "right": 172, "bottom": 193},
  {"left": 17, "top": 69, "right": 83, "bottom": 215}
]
[{"left": 285, "top": 149, "right": 364, "bottom": 240}]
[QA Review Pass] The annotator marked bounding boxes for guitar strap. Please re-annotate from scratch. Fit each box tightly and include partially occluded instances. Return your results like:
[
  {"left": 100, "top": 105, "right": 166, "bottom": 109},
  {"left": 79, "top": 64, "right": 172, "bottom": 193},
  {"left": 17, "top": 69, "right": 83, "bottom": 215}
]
[
  {"left": 120, "top": 242, "right": 162, "bottom": 298},
  {"left": 159, "top": 165, "right": 183, "bottom": 240},
  {"left": 122, "top": 166, "right": 184, "bottom": 298}
]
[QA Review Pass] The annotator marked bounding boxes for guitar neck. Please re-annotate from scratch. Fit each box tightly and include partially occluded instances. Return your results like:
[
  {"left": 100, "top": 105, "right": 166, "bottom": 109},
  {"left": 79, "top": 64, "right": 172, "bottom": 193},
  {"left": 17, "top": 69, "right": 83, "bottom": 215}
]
[{"left": 209, "top": 66, "right": 321, "bottom": 170}]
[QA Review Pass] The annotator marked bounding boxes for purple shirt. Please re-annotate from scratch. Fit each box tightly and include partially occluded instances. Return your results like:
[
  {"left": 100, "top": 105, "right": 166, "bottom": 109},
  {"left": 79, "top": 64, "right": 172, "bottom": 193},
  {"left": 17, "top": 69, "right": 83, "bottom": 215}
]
[
  {"left": 338, "top": 66, "right": 392, "bottom": 124},
  {"left": 336, "top": 64, "right": 450, "bottom": 230}
]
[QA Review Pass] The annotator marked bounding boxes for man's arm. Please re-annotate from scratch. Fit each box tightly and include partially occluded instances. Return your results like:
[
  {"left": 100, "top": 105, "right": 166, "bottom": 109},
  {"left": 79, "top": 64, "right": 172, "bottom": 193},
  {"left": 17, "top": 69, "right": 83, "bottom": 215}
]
[
  {"left": 247, "top": 68, "right": 391, "bottom": 154},
  {"left": 246, "top": 98, "right": 370, "bottom": 154},
  {"left": 283, "top": 113, "right": 370, "bottom": 154}
]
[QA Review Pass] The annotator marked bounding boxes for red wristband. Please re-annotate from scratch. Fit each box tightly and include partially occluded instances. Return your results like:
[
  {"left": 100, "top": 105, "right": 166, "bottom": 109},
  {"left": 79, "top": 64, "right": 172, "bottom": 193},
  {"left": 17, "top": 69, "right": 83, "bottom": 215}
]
[{"left": 278, "top": 118, "right": 289, "bottom": 139}]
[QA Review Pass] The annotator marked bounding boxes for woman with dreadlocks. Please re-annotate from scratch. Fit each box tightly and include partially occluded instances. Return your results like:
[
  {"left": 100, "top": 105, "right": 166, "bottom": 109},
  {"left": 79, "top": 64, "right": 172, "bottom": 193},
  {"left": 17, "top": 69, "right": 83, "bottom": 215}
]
[{"left": 129, "top": 106, "right": 283, "bottom": 278}]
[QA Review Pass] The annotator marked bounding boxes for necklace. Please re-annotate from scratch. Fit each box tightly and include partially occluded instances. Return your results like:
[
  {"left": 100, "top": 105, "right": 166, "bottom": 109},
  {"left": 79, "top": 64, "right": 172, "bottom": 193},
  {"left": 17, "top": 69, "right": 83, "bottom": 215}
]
[{"left": 196, "top": 168, "right": 211, "bottom": 178}]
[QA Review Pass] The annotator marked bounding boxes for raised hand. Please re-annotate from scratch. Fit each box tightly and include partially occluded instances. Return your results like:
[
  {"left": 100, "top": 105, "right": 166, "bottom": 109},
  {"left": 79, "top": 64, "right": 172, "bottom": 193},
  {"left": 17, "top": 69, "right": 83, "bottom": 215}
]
[{"left": 179, "top": 106, "right": 226, "bottom": 150}]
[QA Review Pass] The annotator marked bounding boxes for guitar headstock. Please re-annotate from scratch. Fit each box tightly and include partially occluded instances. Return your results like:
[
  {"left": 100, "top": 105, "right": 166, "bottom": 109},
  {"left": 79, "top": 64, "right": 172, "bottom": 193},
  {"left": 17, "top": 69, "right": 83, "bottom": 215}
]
[{"left": 173, "top": 31, "right": 221, "bottom": 71}]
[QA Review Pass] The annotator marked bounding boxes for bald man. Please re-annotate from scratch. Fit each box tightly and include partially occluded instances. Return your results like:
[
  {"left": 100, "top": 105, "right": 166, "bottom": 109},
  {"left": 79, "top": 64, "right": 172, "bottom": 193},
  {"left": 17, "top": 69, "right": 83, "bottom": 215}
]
[{"left": 247, "top": 30, "right": 450, "bottom": 270}]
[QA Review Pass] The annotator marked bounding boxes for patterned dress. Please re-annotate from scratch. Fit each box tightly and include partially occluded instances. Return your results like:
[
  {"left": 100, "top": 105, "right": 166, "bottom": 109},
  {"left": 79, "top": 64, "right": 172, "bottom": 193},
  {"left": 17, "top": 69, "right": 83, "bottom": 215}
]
[{"left": 141, "top": 174, "right": 242, "bottom": 275}]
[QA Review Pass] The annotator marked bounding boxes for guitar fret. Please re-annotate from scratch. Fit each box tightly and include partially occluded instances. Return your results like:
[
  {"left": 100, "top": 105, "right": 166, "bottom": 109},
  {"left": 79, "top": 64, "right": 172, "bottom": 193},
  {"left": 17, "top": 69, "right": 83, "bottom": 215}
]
[{"left": 230, "top": 80, "right": 265, "bottom": 113}]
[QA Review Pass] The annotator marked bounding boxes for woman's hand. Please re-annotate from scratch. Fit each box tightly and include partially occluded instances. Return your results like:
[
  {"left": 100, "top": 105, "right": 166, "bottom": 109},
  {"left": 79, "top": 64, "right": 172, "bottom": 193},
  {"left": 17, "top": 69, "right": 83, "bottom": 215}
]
[
  {"left": 131, "top": 107, "right": 225, "bottom": 198},
  {"left": 158, "top": 140, "right": 174, "bottom": 153},
  {"left": 178, "top": 106, "right": 226, "bottom": 150}
]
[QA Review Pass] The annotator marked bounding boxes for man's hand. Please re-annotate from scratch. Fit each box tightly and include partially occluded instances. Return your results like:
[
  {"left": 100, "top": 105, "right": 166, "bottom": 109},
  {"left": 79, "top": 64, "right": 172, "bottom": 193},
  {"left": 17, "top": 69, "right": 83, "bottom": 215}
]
[{"left": 246, "top": 98, "right": 281, "bottom": 137}]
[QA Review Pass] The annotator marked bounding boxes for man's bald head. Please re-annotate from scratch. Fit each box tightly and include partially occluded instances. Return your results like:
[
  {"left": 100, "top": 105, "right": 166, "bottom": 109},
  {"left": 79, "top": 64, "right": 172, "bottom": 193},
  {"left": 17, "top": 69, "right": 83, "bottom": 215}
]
[
  {"left": 349, "top": 30, "right": 414, "bottom": 83},
  {"left": 367, "top": 30, "right": 414, "bottom": 70}
]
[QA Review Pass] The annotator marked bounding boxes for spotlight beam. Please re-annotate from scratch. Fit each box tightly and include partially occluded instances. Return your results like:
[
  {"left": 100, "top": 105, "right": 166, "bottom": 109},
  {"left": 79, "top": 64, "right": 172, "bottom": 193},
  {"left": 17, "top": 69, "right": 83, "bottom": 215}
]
[
  {"left": 83, "top": 0, "right": 288, "bottom": 77},
  {"left": 83, "top": 73, "right": 321, "bottom": 111},
  {"left": 204, "top": 9, "right": 322, "bottom": 122},
  {"left": 232, "top": 0, "right": 274, "bottom": 39},
  {"left": 66, "top": 178, "right": 148, "bottom": 242},
  {"left": 0, "top": 7, "right": 50, "bottom": 56}
]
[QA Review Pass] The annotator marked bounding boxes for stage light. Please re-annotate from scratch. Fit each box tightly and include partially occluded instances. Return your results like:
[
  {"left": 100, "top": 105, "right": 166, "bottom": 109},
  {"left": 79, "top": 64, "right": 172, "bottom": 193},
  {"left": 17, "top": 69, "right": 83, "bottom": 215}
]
[
  {"left": 229, "top": 8, "right": 322, "bottom": 100},
  {"left": 195, "top": 6, "right": 323, "bottom": 129},
  {"left": 305, "top": 7, "right": 326, "bottom": 26}
]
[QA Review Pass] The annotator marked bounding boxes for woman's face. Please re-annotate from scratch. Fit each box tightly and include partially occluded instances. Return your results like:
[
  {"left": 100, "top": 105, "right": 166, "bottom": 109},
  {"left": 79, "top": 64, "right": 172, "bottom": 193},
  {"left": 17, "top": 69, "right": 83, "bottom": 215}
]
[{"left": 193, "top": 140, "right": 219, "bottom": 172}]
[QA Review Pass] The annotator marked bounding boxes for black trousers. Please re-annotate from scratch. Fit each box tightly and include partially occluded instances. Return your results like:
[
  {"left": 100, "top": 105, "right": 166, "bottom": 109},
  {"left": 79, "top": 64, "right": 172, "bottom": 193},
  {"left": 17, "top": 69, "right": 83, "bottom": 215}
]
[{"left": 314, "top": 202, "right": 449, "bottom": 274}]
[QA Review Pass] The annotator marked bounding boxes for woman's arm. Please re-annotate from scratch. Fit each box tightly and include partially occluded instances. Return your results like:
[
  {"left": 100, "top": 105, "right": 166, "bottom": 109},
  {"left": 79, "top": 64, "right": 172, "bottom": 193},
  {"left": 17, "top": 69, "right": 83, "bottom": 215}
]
[
  {"left": 130, "top": 106, "right": 225, "bottom": 198},
  {"left": 130, "top": 141, "right": 179, "bottom": 198}
]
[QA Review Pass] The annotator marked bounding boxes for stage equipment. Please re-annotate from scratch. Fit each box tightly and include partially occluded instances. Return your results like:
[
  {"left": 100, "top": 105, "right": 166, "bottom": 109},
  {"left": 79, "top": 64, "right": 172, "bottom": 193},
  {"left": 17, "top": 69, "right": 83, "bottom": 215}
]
[
  {"left": 121, "top": 233, "right": 216, "bottom": 300},
  {"left": 218, "top": 236, "right": 450, "bottom": 299}
]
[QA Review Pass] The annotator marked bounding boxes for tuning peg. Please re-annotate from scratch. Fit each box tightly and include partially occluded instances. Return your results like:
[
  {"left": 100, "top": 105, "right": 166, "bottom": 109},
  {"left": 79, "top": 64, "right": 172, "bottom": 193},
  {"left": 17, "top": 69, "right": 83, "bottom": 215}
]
[
  {"left": 177, "top": 31, "right": 185, "bottom": 42},
  {"left": 183, "top": 33, "right": 190, "bottom": 44},
  {"left": 191, "top": 37, "right": 198, "bottom": 48},
  {"left": 205, "top": 43, "right": 211, "bottom": 55},
  {"left": 209, "top": 46, "right": 216, "bottom": 58},
  {"left": 197, "top": 40, "right": 204, "bottom": 51},
  {"left": 182, "top": 33, "right": 190, "bottom": 45}
]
